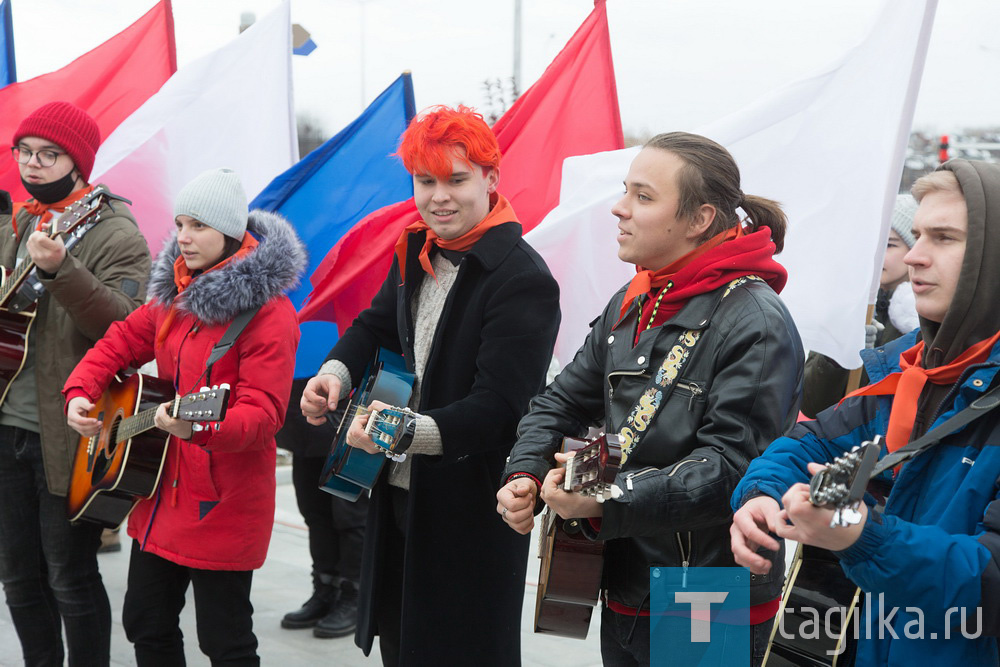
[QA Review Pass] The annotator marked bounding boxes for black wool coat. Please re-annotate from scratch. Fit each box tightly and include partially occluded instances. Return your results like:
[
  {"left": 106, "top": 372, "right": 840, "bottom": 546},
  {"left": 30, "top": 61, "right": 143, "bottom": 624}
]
[{"left": 328, "top": 221, "right": 560, "bottom": 665}]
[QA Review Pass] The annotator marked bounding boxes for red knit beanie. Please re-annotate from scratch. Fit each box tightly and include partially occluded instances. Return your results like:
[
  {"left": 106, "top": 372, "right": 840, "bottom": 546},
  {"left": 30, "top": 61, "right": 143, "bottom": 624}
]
[{"left": 12, "top": 102, "right": 101, "bottom": 182}]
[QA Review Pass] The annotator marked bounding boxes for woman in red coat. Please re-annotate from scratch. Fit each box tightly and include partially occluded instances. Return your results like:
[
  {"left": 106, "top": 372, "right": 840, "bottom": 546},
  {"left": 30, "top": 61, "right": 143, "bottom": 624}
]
[{"left": 64, "top": 168, "right": 305, "bottom": 665}]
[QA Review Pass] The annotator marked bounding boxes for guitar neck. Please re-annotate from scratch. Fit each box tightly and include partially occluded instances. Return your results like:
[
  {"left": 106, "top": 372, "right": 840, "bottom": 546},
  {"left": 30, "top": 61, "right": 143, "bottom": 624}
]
[
  {"left": 1, "top": 200, "right": 102, "bottom": 308},
  {"left": 115, "top": 396, "right": 181, "bottom": 445},
  {"left": 0, "top": 259, "right": 38, "bottom": 307}
]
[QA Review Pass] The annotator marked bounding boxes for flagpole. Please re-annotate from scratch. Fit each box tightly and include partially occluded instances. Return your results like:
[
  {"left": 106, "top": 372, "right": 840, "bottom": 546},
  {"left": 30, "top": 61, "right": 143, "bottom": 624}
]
[
  {"left": 513, "top": 0, "right": 522, "bottom": 94},
  {"left": 359, "top": 0, "right": 367, "bottom": 111}
]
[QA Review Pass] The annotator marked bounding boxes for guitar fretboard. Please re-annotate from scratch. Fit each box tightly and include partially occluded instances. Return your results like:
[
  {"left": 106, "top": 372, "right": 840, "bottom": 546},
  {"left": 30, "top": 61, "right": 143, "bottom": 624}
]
[{"left": 115, "top": 397, "right": 180, "bottom": 445}]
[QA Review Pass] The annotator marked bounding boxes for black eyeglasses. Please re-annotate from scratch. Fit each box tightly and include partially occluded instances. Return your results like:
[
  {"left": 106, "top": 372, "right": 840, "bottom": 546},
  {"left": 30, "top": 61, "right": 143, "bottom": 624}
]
[{"left": 11, "top": 146, "right": 66, "bottom": 168}]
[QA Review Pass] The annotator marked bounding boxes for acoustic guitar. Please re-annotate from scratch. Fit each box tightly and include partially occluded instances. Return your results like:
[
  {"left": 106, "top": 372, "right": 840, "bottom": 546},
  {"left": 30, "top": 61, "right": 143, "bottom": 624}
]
[
  {"left": 534, "top": 432, "right": 623, "bottom": 639},
  {"left": 0, "top": 186, "right": 129, "bottom": 406},
  {"left": 66, "top": 373, "right": 230, "bottom": 529},
  {"left": 764, "top": 439, "right": 881, "bottom": 667},
  {"left": 319, "top": 347, "right": 415, "bottom": 502}
]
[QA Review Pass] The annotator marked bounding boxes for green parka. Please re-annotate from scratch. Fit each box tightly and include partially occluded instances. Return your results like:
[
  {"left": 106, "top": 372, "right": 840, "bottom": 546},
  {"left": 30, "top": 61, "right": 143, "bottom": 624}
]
[{"left": 1, "top": 191, "right": 150, "bottom": 494}]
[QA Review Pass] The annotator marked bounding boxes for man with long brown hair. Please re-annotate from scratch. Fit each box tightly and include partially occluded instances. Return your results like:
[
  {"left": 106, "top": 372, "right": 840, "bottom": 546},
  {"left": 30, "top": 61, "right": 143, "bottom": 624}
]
[{"left": 499, "top": 132, "right": 804, "bottom": 665}]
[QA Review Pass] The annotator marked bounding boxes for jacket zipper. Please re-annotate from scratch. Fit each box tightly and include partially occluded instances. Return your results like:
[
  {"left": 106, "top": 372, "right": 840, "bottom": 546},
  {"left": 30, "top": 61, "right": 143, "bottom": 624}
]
[
  {"left": 167, "top": 319, "right": 200, "bottom": 508},
  {"left": 668, "top": 457, "right": 707, "bottom": 477},
  {"left": 624, "top": 467, "right": 657, "bottom": 490},
  {"left": 675, "top": 381, "right": 704, "bottom": 410},
  {"left": 677, "top": 531, "right": 692, "bottom": 588},
  {"left": 606, "top": 369, "right": 649, "bottom": 399}
]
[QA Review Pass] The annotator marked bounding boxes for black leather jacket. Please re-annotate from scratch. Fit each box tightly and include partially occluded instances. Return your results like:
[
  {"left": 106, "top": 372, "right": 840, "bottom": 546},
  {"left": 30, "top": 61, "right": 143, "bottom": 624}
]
[{"left": 505, "top": 278, "right": 804, "bottom": 609}]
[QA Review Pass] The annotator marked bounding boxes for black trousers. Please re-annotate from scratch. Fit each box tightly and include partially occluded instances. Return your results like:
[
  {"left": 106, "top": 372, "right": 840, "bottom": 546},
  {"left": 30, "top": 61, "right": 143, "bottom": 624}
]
[
  {"left": 0, "top": 426, "right": 110, "bottom": 667},
  {"left": 290, "top": 454, "right": 368, "bottom": 584},
  {"left": 374, "top": 486, "right": 409, "bottom": 667},
  {"left": 122, "top": 540, "right": 258, "bottom": 666}
]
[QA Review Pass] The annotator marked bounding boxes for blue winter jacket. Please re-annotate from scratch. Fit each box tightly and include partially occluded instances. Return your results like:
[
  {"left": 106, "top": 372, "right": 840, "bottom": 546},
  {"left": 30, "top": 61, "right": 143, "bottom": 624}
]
[{"left": 733, "top": 330, "right": 1000, "bottom": 666}]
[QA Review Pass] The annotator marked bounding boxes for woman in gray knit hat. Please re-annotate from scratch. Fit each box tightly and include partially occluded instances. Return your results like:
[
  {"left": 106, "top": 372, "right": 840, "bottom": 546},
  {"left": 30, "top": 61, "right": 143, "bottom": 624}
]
[{"left": 65, "top": 167, "right": 307, "bottom": 665}]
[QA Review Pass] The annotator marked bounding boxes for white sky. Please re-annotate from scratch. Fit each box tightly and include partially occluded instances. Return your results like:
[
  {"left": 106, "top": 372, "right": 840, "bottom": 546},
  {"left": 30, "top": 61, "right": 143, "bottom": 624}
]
[{"left": 9, "top": 0, "right": 1000, "bottom": 139}]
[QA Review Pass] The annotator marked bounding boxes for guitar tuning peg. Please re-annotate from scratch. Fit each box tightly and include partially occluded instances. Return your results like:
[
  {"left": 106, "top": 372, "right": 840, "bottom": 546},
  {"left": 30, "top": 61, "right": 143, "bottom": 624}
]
[
  {"left": 199, "top": 386, "right": 210, "bottom": 392},
  {"left": 219, "top": 383, "right": 231, "bottom": 390}
]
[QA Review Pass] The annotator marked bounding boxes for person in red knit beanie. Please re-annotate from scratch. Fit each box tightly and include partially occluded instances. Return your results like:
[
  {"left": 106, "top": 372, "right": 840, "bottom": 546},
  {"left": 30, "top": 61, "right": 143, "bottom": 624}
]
[{"left": 1, "top": 101, "right": 150, "bottom": 666}]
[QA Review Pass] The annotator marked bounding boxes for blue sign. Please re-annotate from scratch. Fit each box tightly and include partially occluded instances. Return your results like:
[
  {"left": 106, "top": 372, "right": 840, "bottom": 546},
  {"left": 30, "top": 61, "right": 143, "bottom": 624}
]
[{"left": 650, "top": 567, "right": 753, "bottom": 666}]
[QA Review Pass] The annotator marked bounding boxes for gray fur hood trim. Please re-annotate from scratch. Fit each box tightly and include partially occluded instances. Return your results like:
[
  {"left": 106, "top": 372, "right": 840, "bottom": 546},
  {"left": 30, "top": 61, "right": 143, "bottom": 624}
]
[{"left": 148, "top": 209, "right": 307, "bottom": 326}]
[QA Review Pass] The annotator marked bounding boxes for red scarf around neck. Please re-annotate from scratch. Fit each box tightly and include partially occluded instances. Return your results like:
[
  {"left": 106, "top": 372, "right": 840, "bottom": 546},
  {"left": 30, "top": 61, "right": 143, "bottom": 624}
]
[
  {"left": 394, "top": 193, "right": 517, "bottom": 282},
  {"left": 12, "top": 185, "right": 95, "bottom": 237},
  {"left": 615, "top": 225, "right": 787, "bottom": 329},
  {"left": 843, "top": 331, "right": 1000, "bottom": 454}
]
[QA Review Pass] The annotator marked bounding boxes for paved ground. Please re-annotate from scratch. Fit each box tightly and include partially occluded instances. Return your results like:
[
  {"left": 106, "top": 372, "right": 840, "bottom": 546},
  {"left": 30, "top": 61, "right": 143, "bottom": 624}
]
[{"left": 0, "top": 466, "right": 602, "bottom": 666}]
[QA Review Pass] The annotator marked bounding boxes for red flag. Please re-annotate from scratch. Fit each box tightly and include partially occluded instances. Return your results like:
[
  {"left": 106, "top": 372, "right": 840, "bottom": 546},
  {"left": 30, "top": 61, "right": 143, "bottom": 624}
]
[
  {"left": 299, "top": 0, "right": 623, "bottom": 329},
  {"left": 0, "top": 0, "right": 176, "bottom": 199}
]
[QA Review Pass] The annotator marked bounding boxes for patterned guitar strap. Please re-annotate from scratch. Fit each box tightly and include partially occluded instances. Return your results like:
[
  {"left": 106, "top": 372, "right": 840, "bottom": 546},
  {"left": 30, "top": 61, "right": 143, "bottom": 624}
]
[{"left": 618, "top": 275, "right": 763, "bottom": 464}]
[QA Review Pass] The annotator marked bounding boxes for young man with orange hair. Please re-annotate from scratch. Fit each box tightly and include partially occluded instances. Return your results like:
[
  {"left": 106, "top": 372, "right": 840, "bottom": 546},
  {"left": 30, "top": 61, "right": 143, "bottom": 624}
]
[{"left": 301, "top": 106, "right": 560, "bottom": 665}]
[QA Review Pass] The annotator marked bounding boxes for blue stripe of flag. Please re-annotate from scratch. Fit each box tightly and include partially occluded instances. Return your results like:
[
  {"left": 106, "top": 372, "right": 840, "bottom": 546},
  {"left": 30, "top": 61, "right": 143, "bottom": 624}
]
[{"left": 252, "top": 72, "right": 416, "bottom": 377}]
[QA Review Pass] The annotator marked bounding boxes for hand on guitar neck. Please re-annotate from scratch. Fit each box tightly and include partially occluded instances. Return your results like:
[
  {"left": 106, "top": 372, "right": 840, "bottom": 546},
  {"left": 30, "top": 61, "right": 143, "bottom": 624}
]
[
  {"left": 733, "top": 441, "right": 879, "bottom": 574},
  {"left": 343, "top": 399, "right": 419, "bottom": 461},
  {"left": 153, "top": 402, "right": 193, "bottom": 439},
  {"left": 540, "top": 451, "right": 604, "bottom": 523},
  {"left": 775, "top": 461, "right": 868, "bottom": 552},
  {"left": 345, "top": 399, "right": 390, "bottom": 455},
  {"left": 25, "top": 221, "right": 67, "bottom": 274}
]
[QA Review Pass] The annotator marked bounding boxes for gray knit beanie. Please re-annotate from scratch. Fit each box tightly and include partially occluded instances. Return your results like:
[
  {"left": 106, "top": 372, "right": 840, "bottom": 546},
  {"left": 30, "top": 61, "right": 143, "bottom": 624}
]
[
  {"left": 174, "top": 168, "right": 248, "bottom": 240},
  {"left": 890, "top": 194, "right": 917, "bottom": 248}
]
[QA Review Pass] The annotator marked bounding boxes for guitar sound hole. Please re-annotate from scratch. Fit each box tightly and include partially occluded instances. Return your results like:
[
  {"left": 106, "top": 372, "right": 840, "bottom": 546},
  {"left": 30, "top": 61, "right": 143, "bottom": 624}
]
[{"left": 90, "top": 417, "right": 121, "bottom": 486}]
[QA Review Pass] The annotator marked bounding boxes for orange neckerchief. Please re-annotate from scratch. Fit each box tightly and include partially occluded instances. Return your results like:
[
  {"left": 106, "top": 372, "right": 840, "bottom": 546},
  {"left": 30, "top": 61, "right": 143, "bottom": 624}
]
[
  {"left": 156, "top": 233, "right": 260, "bottom": 346},
  {"left": 393, "top": 193, "right": 518, "bottom": 281},
  {"left": 617, "top": 225, "right": 741, "bottom": 324},
  {"left": 12, "top": 185, "right": 96, "bottom": 237},
  {"left": 844, "top": 330, "right": 1000, "bottom": 454}
]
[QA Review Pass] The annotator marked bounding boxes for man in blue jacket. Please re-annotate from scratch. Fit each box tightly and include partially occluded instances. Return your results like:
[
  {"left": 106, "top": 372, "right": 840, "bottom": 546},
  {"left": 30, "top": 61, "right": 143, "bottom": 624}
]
[{"left": 731, "top": 158, "right": 1000, "bottom": 666}]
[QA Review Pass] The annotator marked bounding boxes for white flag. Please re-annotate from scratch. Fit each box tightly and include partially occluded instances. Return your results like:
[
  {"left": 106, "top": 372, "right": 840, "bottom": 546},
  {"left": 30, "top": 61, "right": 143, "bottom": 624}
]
[
  {"left": 91, "top": 2, "right": 298, "bottom": 256},
  {"left": 527, "top": 0, "right": 936, "bottom": 369}
]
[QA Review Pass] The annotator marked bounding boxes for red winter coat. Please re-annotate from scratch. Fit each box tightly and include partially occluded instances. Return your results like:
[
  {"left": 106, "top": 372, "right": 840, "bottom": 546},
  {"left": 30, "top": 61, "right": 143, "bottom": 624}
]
[{"left": 64, "top": 211, "right": 305, "bottom": 570}]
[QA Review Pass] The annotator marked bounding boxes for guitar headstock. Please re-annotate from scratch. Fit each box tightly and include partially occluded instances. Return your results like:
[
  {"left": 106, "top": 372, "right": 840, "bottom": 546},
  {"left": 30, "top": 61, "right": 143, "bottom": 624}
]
[
  {"left": 174, "top": 384, "right": 231, "bottom": 426},
  {"left": 49, "top": 187, "right": 108, "bottom": 237},
  {"left": 808, "top": 436, "right": 881, "bottom": 527},
  {"left": 365, "top": 406, "right": 417, "bottom": 462},
  {"left": 563, "top": 432, "right": 623, "bottom": 502}
]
